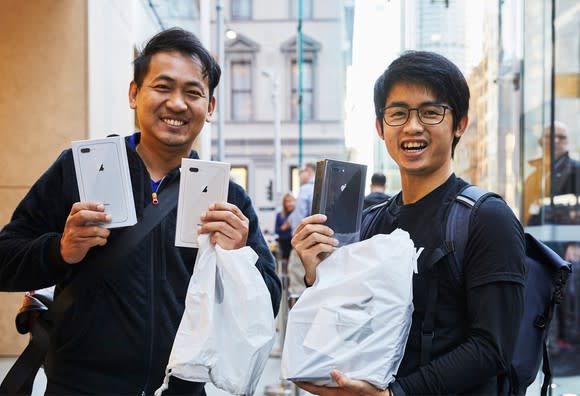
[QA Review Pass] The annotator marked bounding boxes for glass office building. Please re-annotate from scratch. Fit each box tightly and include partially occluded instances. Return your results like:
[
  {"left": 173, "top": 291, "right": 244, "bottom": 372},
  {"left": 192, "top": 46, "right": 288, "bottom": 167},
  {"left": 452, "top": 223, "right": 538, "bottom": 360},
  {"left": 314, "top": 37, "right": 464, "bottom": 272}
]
[{"left": 516, "top": 0, "right": 580, "bottom": 382}]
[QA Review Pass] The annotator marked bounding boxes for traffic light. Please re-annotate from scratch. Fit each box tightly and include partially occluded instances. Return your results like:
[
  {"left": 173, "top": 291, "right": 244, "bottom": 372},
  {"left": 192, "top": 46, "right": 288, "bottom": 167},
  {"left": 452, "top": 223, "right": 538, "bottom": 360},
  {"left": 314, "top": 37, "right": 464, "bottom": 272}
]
[{"left": 266, "top": 180, "right": 273, "bottom": 201}]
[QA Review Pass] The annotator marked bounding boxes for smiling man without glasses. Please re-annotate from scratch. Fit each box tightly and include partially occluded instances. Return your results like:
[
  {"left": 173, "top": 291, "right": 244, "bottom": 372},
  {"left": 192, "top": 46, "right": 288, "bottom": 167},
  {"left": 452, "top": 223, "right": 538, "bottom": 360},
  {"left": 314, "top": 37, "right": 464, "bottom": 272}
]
[{"left": 0, "top": 28, "right": 280, "bottom": 395}]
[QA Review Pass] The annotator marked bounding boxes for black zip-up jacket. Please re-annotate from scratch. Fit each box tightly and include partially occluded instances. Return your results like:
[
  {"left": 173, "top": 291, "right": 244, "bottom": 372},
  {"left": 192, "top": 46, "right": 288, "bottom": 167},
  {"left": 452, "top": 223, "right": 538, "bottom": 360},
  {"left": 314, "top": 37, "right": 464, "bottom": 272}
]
[{"left": 0, "top": 137, "right": 281, "bottom": 395}]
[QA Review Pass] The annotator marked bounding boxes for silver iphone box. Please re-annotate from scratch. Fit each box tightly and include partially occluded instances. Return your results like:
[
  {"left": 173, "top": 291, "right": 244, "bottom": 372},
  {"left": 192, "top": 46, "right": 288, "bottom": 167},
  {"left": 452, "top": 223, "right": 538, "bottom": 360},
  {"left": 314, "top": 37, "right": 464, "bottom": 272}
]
[
  {"left": 72, "top": 136, "right": 137, "bottom": 228},
  {"left": 175, "top": 158, "right": 230, "bottom": 248}
]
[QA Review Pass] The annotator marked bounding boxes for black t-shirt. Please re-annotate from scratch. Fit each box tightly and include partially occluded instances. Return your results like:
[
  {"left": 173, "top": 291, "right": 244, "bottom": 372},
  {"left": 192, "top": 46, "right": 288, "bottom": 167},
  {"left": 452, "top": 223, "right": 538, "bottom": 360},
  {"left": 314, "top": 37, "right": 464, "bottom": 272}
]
[{"left": 366, "top": 175, "right": 526, "bottom": 395}]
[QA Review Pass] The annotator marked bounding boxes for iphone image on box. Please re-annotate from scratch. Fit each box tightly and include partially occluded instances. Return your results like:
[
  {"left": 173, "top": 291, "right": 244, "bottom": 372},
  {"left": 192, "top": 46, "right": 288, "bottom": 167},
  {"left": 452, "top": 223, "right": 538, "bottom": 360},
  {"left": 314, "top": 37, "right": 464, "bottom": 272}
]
[
  {"left": 72, "top": 136, "right": 136, "bottom": 228},
  {"left": 175, "top": 158, "right": 230, "bottom": 248},
  {"left": 311, "top": 159, "right": 367, "bottom": 246}
]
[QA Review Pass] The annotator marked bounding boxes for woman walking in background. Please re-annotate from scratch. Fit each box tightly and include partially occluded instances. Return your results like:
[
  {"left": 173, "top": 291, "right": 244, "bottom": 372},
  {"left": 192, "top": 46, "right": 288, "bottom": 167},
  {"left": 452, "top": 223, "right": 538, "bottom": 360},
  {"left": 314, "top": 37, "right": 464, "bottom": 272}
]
[{"left": 275, "top": 193, "right": 296, "bottom": 264}]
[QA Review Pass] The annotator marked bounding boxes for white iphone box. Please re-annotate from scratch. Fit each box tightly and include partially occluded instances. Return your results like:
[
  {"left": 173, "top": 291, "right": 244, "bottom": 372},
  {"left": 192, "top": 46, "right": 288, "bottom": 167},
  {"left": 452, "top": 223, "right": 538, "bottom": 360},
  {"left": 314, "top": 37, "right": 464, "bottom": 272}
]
[
  {"left": 175, "top": 158, "right": 230, "bottom": 248},
  {"left": 72, "top": 136, "right": 137, "bottom": 228}
]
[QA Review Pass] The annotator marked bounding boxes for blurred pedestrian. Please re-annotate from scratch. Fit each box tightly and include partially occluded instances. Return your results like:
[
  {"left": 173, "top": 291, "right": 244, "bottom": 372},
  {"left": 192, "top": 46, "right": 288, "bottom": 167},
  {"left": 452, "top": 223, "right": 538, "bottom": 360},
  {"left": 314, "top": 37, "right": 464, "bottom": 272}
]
[
  {"left": 363, "top": 172, "right": 390, "bottom": 209},
  {"left": 286, "top": 162, "right": 316, "bottom": 295},
  {"left": 524, "top": 121, "right": 580, "bottom": 226},
  {"left": 275, "top": 192, "right": 296, "bottom": 262}
]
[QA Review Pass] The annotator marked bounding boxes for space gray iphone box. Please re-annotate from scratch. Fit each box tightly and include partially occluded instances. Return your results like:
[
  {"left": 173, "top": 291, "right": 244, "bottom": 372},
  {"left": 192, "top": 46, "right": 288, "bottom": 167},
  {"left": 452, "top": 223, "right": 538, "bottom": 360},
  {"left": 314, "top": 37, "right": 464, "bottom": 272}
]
[
  {"left": 72, "top": 135, "right": 137, "bottom": 228},
  {"left": 311, "top": 159, "right": 367, "bottom": 246},
  {"left": 175, "top": 158, "right": 230, "bottom": 248}
]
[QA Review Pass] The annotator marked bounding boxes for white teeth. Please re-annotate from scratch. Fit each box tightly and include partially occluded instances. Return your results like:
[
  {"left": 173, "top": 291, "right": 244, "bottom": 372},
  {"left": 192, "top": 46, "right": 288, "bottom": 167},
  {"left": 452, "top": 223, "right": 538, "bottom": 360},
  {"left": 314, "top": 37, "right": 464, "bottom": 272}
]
[
  {"left": 163, "top": 118, "right": 184, "bottom": 126},
  {"left": 402, "top": 141, "right": 426, "bottom": 151}
]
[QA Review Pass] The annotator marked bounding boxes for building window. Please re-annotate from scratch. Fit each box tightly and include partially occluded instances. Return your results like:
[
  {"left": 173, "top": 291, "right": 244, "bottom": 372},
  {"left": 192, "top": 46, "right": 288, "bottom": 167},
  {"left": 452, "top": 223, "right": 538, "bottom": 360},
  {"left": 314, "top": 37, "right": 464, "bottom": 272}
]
[
  {"left": 230, "top": 166, "right": 248, "bottom": 191},
  {"left": 231, "top": 0, "right": 252, "bottom": 20},
  {"left": 290, "top": 0, "right": 313, "bottom": 19},
  {"left": 290, "top": 165, "right": 300, "bottom": 196},
  {"left": 231, "top": 60, "right": 253, "bottom": 121},
  {"left": 291, "top": 59, "right": 314, "bottom": 121}
]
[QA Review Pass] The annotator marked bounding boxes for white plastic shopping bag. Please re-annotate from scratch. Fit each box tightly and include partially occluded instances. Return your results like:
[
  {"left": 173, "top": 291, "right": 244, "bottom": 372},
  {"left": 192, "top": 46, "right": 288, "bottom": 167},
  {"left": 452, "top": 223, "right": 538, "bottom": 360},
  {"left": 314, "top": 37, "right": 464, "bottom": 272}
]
[
  {"left": 156, "top": 234, "right": 276, "bottom": 396},
  {"left": 281, "top": 229, "right": 419, "bottom": 389}
]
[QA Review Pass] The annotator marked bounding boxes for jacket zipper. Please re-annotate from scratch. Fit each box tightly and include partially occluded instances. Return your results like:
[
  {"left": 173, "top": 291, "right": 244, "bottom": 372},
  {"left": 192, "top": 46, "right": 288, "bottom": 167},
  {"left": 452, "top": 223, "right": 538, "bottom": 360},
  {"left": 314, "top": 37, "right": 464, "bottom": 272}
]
[{"left": 142, "top": 179, "right": 167, "bottom": 394}]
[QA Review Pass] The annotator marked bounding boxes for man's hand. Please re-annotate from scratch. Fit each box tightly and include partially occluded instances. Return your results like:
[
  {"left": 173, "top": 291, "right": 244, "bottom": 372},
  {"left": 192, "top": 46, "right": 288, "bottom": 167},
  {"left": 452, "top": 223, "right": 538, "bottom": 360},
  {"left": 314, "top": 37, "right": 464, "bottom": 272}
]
[
  {"left": 199, "top": 202, "right": 249, "bottom": 250},
  {"left": 60, "top": 202, "right": 112, "bottom": 264},
  {"left": 296, "top": 370, "right": 389, "bottom": 396},
  {"left": 291, "top": 214, "right": 338, "bottom": 286}
]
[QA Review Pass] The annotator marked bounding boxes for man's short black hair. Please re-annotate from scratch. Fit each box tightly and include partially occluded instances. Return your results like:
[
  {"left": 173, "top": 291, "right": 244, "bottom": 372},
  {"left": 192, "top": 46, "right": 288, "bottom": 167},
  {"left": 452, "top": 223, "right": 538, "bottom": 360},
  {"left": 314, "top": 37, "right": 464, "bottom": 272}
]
[
  {"left": 133, "top": 27, "right": 221, "bottom": 97},
  {"left": 371, "top": 173, "right": 386, "bottom": 186},
  {"left": 373, "top": 51, "right": 470, "bottom": 157}
]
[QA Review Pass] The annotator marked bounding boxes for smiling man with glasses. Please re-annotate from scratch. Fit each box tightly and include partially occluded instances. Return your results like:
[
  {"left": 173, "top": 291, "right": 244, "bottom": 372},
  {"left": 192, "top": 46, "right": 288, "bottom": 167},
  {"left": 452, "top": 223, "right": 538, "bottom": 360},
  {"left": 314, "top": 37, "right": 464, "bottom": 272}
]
[{"left": 290, "top": 51, "right": 526, "bottom": 396}]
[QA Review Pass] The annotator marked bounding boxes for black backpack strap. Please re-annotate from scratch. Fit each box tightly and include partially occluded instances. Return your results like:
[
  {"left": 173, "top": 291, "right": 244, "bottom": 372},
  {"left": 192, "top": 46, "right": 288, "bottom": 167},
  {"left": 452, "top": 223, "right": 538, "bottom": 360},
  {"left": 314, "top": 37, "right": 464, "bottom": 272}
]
[
  {"left": 360, "top": 198, "right": 391, "bottom": 240},
  {"left": 0, "top": 340, "right": 45, "bottom": 396},
  {"left": 540, "top": 343, "right": 551, "bottom": 396},
  {"left": 420, "top": 185, "right": 498, "bottom": 366},
  {"left": 0, "top": 180, "right": 180, "bottom": 396},
  {"left": 445, "top": 185, "right": 500, "bottom": 286},
  {"left": 420, "top": 246, "right": 449, "bottom": 366}
]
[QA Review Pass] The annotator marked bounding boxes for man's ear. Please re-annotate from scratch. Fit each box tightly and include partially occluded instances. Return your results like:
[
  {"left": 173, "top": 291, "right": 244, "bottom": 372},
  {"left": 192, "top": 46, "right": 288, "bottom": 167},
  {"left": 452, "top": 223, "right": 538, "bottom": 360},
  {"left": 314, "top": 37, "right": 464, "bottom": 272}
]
[
  {"left": 454, "top": 115, "right": 468, "bottom": 138},
  {"left": 128, "top": 81, "right": 138, "bottom": 110},
  {"left": 375, "top": 118, "right": 385, "bottom": 140},
  {"left": 206, "top": 96, "right": 216, "bottom": 123}
]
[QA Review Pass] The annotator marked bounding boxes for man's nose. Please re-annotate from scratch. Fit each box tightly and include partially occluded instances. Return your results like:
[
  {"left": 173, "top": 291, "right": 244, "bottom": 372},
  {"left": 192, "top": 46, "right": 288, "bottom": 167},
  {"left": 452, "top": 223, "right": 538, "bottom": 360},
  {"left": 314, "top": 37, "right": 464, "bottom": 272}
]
[
  {"left": 166, "top": 91, "right": 187, "bottom": 112},
  {"left": 404, "top": 109, "right": 423, "bottom": 132}
]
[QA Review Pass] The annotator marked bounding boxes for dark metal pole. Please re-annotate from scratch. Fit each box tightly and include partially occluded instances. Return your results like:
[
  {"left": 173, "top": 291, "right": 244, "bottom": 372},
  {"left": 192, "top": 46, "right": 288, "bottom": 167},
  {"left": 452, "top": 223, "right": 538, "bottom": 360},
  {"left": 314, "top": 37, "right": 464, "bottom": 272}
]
[{"left": 548, "top": 0, "right": 556, "bottom": 213}]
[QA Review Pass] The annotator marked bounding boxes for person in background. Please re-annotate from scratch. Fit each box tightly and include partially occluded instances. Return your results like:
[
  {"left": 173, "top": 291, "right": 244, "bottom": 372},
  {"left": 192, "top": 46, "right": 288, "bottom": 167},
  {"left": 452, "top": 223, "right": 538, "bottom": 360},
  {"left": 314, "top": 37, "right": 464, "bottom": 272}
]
[
  {"left": 0, "top": 28, "right": 280, "bottom": 395},
  {"left": 286, "top": 162, "right": 316, "bottom": 295},
  {"left": 554, "top": 241, "right": 580, "bottom": 351},
  {"left": 275, "top": 192, "right": 296, "bottom": 263},
  {"left": 524, "top": 121, "right": 580, "bottom": 226},
  {"left": 291, "top": 50, "right": 525, "bottom": 395},
  {"left": 363, "top": 172, "right": 390, "bottom": 209}
]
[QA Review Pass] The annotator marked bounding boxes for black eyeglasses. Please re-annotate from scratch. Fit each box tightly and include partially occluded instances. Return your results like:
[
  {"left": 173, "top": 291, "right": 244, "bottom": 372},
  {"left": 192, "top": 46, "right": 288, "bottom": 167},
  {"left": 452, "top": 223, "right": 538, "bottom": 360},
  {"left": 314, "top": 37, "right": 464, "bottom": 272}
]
[{"left": 382, "top": 104, "right": 453, "bottom": 127}]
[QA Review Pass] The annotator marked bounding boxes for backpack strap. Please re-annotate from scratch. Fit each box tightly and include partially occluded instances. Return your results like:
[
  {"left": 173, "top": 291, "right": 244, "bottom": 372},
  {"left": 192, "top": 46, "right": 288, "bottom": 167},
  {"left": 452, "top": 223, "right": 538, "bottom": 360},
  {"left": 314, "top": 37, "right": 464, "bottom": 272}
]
[
  {"left": 420, "top": 185, "right": 499, "bottom": 365},
  {"left": 360, "top": 198, "right": 391, "bottom": 240},
  {"left": 420, "top": 246, "right": 450, "bottom": 365},
  {"left": 445, "top": 185, "right": 501, "bottom": 287},
  {"left": 540, "top": 344, "right": 552, "bottom": 396}
]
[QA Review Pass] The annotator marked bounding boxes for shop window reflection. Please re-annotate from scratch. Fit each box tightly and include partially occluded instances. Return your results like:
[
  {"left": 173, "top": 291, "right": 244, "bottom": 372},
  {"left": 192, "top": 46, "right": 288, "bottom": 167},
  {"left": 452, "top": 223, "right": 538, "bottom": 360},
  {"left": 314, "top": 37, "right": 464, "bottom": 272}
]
[{"left": 524, "top": 121, "right": 580, "bottom": 227}]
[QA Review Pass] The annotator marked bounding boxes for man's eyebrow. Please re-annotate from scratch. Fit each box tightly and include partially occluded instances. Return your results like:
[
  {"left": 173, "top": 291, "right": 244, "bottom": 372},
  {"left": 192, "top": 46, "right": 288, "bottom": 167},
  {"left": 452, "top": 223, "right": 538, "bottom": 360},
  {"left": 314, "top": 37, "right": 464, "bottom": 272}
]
[{"left": 385, "top": 100, "right": 440, "bottom": 108}]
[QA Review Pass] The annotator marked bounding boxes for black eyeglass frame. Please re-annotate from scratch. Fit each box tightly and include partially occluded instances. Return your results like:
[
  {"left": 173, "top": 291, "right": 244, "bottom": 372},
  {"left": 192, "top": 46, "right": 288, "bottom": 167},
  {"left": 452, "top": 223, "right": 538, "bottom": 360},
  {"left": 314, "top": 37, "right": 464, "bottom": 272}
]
[{"left": 381, "top": 104, "right": 454, "bottom": 127}]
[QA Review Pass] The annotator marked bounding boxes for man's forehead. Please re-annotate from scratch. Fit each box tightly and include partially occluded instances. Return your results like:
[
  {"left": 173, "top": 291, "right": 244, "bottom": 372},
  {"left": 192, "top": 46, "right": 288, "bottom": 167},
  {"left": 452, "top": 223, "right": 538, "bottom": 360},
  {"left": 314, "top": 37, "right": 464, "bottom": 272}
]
[
  {"left": 147, "top": 51, "right": 206, "bottom": 79},
  {"left": 385, "top": 82, "right": 437, "bottom": 105}
]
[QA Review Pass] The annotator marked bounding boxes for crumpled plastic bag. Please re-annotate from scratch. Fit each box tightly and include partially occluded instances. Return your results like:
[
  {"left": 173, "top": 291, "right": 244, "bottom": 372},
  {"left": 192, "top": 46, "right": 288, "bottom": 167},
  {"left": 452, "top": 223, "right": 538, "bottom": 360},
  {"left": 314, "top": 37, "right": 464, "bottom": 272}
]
[
  {"left": 156, "top": 234, "right": 276, "bottom": 396},
  {"left": 281, "top": 229, "right": 419, "bottom": 389}
]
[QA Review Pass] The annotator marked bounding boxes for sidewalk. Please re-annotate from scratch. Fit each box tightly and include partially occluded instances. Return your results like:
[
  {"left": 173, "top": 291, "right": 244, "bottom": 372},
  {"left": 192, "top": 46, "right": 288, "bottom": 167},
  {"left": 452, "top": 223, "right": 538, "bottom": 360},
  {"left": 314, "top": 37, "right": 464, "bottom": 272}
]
[
  {"left": 3, "top": 352, "right": 580, "bottom": 395},
  {"left": 0, "top": 353, "right": 291, "bottom": 396}
]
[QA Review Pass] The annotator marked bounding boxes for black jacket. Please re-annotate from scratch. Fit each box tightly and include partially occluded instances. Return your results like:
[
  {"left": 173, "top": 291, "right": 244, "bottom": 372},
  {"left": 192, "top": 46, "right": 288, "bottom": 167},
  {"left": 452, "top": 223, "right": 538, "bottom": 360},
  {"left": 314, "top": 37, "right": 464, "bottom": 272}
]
[{"left": 0, "top": 137, "right": 281, "bottom": 395}]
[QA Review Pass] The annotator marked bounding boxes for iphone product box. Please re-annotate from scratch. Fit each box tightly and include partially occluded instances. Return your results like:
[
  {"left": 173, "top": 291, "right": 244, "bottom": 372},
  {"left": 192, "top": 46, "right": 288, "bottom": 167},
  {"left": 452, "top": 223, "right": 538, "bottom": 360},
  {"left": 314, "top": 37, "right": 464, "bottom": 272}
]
[
  {"left": 175, "top": 158, "right": 230, "bottom": 248},
  {"left": 72, "top": 136, "right": 137, "bottom": 228},
  {"left": 311, "top": 159, "right": 367, "bottom": 246}
]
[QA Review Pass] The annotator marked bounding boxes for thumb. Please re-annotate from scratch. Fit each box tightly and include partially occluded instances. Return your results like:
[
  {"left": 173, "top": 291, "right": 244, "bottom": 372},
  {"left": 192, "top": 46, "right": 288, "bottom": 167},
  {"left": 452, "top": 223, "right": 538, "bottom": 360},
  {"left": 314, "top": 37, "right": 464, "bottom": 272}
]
[{"left": 330, "top": 370, "right": 347, "bottom": 386}]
